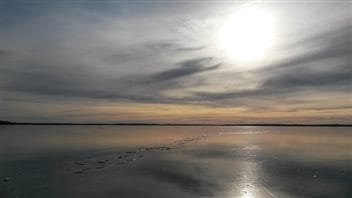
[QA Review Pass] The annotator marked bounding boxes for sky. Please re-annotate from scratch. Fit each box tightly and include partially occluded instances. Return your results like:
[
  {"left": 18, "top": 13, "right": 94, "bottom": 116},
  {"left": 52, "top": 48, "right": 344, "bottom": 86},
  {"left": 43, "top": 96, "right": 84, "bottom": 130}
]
[{"left": 1, "top": 0, "right": 351, "bottom": 124}]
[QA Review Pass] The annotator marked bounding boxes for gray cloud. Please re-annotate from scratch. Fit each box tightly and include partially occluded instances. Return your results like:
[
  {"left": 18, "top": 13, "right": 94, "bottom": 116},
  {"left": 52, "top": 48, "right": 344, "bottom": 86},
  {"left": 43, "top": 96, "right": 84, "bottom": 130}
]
[
  {"left": 107, "top": 57, "right": 221, "bottom": 103},
  {"left": 150, "top": 57, "right": 220, "bottom": 82},
  {"left": 262, "top": 65, "right": 351, "bottom": 90},
  {"left": 144, "top": 42, "right": 205, "bottom": 52},
  {"left": 264, "top": 24, "right": 352, "bottom": 71},
  {"left": 3, "top": 55, "right": 221, "bottom": 104},
  {"left": 192, "top": 23, "right": 352, "bottom": 103},
  {"left": 176, "top": 46, "right": 205, "bottom": 51},
  {"left": 144, "top": 42, "right": 178, "bottom": 51},
  {"left": 1, "top": 1, "right": 351, "bottom": 122}
]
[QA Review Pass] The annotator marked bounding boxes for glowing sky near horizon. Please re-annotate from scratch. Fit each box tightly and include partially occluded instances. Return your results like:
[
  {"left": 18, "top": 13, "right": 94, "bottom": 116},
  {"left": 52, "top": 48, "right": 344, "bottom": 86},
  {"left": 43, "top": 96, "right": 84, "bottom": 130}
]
[{"left": 1, "top": 1, "right": 351, "bottom": 123}]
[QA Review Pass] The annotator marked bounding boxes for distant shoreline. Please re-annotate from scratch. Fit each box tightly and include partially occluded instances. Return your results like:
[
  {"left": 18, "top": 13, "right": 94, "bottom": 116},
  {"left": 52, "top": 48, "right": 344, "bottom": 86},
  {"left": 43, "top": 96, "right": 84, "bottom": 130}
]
[{"left": 0, "top": 121, "right": 351, "bottom": 127}]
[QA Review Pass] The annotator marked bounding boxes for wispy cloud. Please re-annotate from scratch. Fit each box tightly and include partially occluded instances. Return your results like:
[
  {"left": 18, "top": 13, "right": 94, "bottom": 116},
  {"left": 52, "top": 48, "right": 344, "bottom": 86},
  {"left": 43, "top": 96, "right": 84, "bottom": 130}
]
[{"left": 1, "top": 1, "right": 351, "bottom": 123}]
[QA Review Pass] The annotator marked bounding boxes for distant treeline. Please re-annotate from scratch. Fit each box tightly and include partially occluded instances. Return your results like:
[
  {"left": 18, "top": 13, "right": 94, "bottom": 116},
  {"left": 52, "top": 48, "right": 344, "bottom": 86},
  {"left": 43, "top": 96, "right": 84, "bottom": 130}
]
[{"left": 0, "top": 120, "right": 351, "bottom": 127}]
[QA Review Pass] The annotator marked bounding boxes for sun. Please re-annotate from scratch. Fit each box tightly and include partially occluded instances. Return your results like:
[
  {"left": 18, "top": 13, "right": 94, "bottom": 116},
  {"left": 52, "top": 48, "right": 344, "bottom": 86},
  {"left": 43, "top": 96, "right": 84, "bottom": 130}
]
[{"left": 219, "top": 8, "right": 274, "bottom": 62}]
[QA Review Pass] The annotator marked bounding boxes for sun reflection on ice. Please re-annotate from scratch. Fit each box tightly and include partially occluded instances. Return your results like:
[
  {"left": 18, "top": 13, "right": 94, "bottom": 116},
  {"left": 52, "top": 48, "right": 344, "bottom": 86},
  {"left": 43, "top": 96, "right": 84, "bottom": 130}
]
[
  {"left": 239, "top": 161, "right": 258, "bottom": 198},
  {"left": 226, "top": 144, "right": 263, "bottom": 198}
]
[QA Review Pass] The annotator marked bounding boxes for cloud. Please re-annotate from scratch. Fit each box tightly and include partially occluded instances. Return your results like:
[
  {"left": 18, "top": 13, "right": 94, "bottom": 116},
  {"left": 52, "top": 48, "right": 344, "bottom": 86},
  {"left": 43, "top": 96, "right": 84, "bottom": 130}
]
[
  {"left": 191, "top": 22, "right": 352, "bottom": 104},
  {"left": 150, "top": 57, "right": 221, "bottom": 82},
  {"left": 176, "top": 46, "right": 205, "bottom": 51},
  {"left": 264, "top": 24, "right": 352, "bottom": 71},
  {"left": 1, "top": 1, "right": 351, "bottom": 123},
  {"left": 262, "top": 65, "right": 351, "bottom": 90},
  {"left": 3, "top": 54, "right": 221, "bottom": 105}
]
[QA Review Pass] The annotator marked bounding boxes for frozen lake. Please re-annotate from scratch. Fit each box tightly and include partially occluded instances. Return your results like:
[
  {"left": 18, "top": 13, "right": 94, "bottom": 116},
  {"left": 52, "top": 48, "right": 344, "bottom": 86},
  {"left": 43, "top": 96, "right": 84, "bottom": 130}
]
[{"left": 0, "top": 125, "right": 351, "bottom": 198}]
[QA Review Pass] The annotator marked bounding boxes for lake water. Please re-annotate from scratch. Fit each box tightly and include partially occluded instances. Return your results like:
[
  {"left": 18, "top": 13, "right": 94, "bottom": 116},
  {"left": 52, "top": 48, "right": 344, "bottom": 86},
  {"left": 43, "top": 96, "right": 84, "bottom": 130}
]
[{"left": 0, "top": 126, "right": 351, "bottom": 198}]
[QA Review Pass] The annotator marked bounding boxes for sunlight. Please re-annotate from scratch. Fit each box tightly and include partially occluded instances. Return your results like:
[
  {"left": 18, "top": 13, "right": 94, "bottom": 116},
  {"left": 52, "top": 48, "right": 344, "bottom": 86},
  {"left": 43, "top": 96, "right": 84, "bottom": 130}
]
[{"left": 218, "top": 8, "right": 274, "bottom": 62}]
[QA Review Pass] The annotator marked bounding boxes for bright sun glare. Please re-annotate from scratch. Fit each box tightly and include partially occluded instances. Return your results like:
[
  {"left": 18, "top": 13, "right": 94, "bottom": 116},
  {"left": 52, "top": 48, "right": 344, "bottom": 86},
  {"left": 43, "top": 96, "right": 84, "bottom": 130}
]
[{"left": 219, "top": 8, "right": 274, "bottom": 62}]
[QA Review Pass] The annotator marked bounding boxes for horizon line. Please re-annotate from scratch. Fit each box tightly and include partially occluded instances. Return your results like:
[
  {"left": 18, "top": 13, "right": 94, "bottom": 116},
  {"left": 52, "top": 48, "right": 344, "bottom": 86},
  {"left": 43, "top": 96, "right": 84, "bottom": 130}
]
[{"left": 1, "top": 120, "right": 351, "bottom": 127}]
